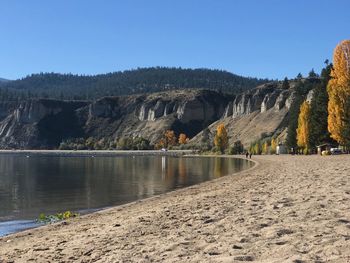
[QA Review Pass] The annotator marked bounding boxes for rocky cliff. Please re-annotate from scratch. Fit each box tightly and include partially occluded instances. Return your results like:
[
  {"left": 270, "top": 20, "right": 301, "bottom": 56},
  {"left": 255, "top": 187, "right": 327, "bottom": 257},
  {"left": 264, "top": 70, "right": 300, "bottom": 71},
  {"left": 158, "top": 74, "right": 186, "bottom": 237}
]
[
  {"left": 0, "top": 100, "right": 88, "bottom": 148},
  {"left": 0, "top": 81, "right": 300, "bottom": 149},
  {"left": 192, "top": 82, "right": 296, "bottom": 147},
  {"left": 0, "top": 90, "right": 231, "bottom": 149}
]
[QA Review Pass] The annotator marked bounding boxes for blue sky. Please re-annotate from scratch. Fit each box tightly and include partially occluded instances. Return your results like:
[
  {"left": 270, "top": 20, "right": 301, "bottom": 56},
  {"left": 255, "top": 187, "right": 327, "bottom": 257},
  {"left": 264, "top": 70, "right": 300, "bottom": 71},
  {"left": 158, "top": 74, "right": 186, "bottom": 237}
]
[{"left": 0, "top": 0, "right": 349, "bottom": 80}]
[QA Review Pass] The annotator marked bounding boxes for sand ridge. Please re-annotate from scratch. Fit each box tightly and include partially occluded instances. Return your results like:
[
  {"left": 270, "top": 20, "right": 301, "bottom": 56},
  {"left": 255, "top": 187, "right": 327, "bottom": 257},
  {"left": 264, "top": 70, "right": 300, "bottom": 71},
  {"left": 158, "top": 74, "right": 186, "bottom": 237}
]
[{"left": 1, "top": 155, "right": 350, "bottom": 262}]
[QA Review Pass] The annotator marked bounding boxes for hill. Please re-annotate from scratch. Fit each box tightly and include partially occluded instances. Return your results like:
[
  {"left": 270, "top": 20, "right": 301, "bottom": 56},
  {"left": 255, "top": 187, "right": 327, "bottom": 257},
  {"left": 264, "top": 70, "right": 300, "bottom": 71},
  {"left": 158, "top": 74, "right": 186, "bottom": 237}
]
[
  {"left": 0, "top": 67, "right": 269, "bottom": 101},
  {"left": 0, "top": 78, "right": 10, "bottom": 84},
  {"left": 190, "top": 78, "right": 320, "bottom": 148},
  {"left": 0, "top": 77, "right": 322, "bottom": 150}
]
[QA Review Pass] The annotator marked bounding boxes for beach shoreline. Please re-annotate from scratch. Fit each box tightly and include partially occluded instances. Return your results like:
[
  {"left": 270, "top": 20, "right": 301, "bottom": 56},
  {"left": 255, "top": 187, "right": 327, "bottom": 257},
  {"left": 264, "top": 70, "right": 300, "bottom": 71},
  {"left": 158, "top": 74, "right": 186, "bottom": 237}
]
[
  {"left": 0, "top": 154, "right": 255, "bottom": 238},
  {"left": 1, "top": 155, "right": 350, "bottom": 262}
]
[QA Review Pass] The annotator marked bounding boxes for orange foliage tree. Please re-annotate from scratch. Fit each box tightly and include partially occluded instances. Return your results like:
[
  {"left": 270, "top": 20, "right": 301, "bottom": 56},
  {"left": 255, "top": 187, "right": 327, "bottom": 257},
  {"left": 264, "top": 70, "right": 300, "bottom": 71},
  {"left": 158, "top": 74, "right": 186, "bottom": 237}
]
[
  {"left": 178, "top": 133, "right": 188, "bottom": 144},
  {"left": 297, "top": 101, "right": 311, "bottom": 153},
  {"left": 327, "top": 40, "right": 350, "bottom": 145},
  {"left": 155, "top": 130, "right": 177, "bottom": 149},
  {"left": 214, "top": 123, "right": 228, "bottom": 153},
  {"left": 165, "top": 130, "right": 177, "bottom": 147}
]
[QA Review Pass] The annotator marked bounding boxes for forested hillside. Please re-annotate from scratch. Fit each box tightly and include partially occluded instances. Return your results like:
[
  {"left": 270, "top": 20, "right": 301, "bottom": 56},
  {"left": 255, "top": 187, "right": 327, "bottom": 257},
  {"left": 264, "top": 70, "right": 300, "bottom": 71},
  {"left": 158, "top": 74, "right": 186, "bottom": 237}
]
[
  {"left": 0, "top": 78, "right": 10, "bottom": 83},
  {"left": 0, "top": 67, "right": 269, "bottom": 101}
]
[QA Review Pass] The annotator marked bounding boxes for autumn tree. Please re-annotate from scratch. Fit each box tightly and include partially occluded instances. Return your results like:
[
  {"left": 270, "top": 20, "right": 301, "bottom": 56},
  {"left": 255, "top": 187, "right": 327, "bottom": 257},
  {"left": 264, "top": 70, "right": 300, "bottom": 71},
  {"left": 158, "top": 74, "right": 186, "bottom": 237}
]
[
  {"left": 297, "top": 101, "right": 311, "bottom": 154},
  {"left": 156, "top": 130, "right": 177, "bottom": 149},
  {"left": 214, "top": 123, "right": 228, "bottom": 153},
  {"left": 249, "top": 141, "right": 262, "bottom": 155},
  {"left": 270, "top": 138, "right": 278, "bottom": 154},
  {"left": 327, "top": 40, "right": 350, "bottom": 145},
  {"left": 164, "top": 130, "right": 177, "bottom": 147},
  {"left": 178, "top": 133, "right": 188, "bottom": 144},
  {"left": 286, "top": 79, "right": 315, "bottom": 150},
  {"left": 155, "top": 138, "right": 166, "bottom": 150},
  {"left": 262, "top": 141, "right": 269, "bottom": 154}
]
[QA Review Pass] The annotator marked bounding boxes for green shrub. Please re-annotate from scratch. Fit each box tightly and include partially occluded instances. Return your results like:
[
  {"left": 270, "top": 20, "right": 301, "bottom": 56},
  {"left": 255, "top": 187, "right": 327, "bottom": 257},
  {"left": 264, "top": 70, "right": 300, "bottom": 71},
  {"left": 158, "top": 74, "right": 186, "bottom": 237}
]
[{"left": 38, "top": 211, "right": 79, "bottom": 224}]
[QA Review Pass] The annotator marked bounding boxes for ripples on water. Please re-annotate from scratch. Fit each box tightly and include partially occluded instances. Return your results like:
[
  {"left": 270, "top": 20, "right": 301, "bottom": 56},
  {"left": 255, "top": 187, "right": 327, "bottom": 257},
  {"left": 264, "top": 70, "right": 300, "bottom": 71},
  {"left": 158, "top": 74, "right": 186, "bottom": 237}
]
[{"left": 0, "top": 155, "right": 252, "bottom": 236}]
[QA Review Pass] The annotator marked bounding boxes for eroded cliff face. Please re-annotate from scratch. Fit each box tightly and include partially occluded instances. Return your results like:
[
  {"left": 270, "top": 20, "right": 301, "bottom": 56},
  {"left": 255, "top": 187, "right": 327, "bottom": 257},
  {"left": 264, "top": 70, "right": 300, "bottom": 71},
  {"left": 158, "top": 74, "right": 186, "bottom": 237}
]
[
  {"left": 0, "top": 100, "right": 88, "bottom": 149},
  {"left": 0, "top": 82, "right": 298, "bottom": 149},
  {"left": 0, "top": 101, "right": 19, "bottom": 121},
  {"left": 137, "top": 92, "right": 227, "bottom": 123},
  {"left": 222, "top": 83, "right": 292, "bottom": 119},
  {"left": 192, "top": 82, "right": 295, "bottom": 147},
  {"left": 79, "top": 90, "right": 231, "bottom": 145},
  {"left": 0, "top": 90, "right": 231, "bottom": 149}
]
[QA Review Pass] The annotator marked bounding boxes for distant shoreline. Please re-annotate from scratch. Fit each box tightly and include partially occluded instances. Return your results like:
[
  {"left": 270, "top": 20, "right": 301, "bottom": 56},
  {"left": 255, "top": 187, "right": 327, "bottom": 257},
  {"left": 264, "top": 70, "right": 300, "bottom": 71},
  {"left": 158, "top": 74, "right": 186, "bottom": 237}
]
[{"left": 0, "top": 149, "right": 195, "bottom": 157}]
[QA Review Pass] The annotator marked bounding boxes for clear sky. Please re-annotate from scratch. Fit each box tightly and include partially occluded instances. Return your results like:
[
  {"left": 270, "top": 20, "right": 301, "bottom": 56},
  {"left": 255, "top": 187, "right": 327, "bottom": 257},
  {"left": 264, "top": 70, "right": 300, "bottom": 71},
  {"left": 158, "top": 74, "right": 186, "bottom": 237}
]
[{"left": 1, "top": 0, "right": 349, "bottom": 80}]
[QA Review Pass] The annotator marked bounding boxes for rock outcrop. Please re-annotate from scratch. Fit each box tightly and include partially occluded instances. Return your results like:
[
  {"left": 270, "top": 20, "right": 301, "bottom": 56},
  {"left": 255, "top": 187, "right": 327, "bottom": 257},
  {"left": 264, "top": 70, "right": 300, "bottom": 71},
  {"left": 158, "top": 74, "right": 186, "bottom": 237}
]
[
  {"left": 192, "top": 83, "right": 295, "bottom": 147},
  {"left": 0, "top": 90, "right": 231, "bottom": 149},
  {"left": 0, "top": 80, "right": 307, "bottom": 149},
  {"left": 0, "top": 100, "right": 88, "bottom": 148},
  {"left": 223, "top": 83, "right": 292, "bottom": 119}
]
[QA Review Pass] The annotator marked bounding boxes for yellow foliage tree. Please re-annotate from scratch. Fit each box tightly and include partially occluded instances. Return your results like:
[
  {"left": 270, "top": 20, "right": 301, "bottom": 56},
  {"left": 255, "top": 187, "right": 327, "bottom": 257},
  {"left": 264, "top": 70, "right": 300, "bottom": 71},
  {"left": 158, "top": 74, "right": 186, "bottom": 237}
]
[
  {"left": 214, "top": 123, "right": 228, "bottom": 153},
  {"left": 178, "top": 133, "right": 188, "bottom": 144},
  {"left": 327, "top": 40, "right": 350, "bottom": 145},
  {"left": 270, "top": 138, "right": 277, "bottom": 154},
  {"left": 253, "top": 142, "right": 261, "bottom": 155},
  {"left": 296, "top": 101, "right": 311, "bottom": 154},
  {"left": 262, "top": 141, "right": 269, "bottom": 154}
]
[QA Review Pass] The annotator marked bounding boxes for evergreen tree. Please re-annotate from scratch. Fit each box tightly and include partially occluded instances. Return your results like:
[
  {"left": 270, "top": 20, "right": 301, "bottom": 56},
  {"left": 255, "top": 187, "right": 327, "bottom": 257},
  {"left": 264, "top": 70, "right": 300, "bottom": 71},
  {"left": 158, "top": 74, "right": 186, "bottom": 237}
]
[
  {"left": 341, "top": 95, "right": 350, "bottom": 149},
  {"left": 0, "top": 68, "right": 270, "bottom": 100},
  {"left": 231, "top": 140, "right": 244, "bottom": 154},
  {"left": 308, "top": 68, "right": 318, "bottom": 78},
  {"left": 286, "top": 82, "right": 304, "bottom": 151},
  {"left": 282, "top": 77, "right": 290, "bottom": 89},
  {"left": 200, "top": 128, "right": 212, "bottom": 150},
  {"left": 309, "top": 63, "right": 333, "bottom": 149}
]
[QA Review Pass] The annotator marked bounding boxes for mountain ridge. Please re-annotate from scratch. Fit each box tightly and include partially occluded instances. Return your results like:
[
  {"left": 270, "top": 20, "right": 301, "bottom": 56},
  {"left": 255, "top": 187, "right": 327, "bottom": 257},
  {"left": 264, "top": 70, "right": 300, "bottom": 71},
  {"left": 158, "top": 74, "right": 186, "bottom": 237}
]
[
  {"left": 0, "top": 67, "right": 269, "bottom": 100},
  {"left": 0, "top": 77, "right": 10, "bottom": 83}
]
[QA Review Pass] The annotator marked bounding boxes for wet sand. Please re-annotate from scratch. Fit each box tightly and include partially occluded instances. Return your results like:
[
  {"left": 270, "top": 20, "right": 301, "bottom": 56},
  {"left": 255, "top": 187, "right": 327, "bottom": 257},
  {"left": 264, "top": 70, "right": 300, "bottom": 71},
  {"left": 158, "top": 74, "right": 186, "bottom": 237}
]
[{"left": 1, "top": 155, "right": 350, "bottom": 262}]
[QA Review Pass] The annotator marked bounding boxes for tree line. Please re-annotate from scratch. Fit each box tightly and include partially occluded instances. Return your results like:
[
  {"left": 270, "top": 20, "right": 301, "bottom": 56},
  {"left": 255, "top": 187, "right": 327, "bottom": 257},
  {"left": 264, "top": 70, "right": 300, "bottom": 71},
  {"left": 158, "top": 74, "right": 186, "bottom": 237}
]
[
  {"left": 0, "top": 67, "right": 269, "bottom": 101},
  {"left": 292, "top": 40, "right": 350, "bottom": 154}
]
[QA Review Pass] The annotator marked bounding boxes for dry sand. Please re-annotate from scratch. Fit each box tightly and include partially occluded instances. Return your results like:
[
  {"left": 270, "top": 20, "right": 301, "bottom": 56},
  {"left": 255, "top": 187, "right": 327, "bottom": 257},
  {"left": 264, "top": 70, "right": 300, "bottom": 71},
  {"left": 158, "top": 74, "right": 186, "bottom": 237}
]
[{"left": 1, "top": 155, "right": 350, "bottom": 263}]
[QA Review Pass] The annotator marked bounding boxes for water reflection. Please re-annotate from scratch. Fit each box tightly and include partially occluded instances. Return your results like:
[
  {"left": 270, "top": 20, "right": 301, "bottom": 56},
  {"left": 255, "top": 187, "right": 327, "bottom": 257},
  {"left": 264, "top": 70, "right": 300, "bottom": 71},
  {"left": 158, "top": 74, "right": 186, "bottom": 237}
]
[{"left": 0, "top": 155, "right": 252, "bottom": 222}]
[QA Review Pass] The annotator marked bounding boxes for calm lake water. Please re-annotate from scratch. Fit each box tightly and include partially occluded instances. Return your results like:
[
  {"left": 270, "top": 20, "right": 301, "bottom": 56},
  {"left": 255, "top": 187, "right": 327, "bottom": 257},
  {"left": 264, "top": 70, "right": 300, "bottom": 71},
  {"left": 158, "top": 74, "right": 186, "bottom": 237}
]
[{"left": 0, "top": 155, "right": 252, "bottom": 236}]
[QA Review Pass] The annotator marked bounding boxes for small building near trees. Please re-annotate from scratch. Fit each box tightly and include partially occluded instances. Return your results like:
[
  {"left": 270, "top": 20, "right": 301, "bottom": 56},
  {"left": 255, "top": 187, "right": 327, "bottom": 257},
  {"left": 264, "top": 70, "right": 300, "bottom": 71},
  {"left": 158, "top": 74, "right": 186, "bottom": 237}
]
[{"left": 316, "top": 143, "right": 337, "bottom": 155}]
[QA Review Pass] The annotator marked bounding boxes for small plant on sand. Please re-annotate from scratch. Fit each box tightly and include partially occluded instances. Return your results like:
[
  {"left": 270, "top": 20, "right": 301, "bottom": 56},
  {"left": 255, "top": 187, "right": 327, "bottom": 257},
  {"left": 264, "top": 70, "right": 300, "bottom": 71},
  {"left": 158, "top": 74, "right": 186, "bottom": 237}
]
[{"left": 38, "top": 211, "right": 79, "bottom": 224}]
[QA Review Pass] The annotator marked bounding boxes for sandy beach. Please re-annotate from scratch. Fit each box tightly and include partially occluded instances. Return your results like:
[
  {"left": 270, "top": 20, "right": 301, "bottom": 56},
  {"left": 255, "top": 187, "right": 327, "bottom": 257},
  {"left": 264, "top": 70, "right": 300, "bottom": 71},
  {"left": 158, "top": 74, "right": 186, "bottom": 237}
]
[{"left": 1, "top": 155, "right": 350, "bottom": 262}]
